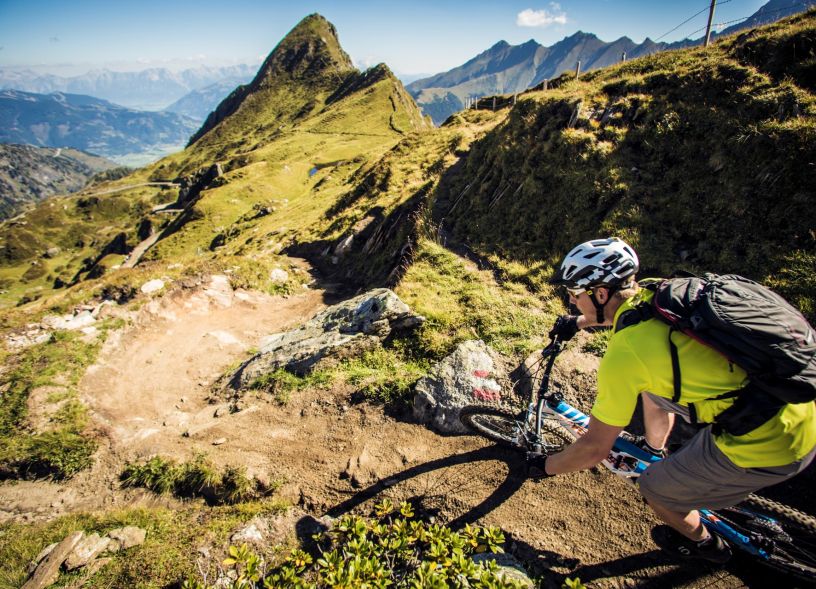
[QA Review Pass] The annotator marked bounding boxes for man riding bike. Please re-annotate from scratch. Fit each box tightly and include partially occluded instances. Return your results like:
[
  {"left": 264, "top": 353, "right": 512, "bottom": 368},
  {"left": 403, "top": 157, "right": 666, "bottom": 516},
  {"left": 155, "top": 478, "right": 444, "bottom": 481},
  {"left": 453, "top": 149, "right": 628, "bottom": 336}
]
[{"left": 531, "top": 237, "right": 816, "bottom": 563}]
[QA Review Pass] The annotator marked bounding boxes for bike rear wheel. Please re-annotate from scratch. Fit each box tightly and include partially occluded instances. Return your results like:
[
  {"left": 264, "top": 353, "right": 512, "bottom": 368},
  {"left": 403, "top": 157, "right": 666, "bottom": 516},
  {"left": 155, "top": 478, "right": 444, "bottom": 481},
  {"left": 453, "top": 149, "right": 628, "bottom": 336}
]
[
  {"left": 718, "top": 494, "right": 816, "bottom": 582},
  {"left": 459, "top": 405, "right": 575, "bottom": 452}
]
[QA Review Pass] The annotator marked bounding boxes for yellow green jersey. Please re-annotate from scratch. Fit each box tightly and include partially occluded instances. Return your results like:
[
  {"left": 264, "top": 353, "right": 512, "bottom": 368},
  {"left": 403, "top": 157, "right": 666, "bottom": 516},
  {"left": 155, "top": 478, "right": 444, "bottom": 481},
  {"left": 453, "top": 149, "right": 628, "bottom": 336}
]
[{"left": 593, "top": 288, "right": 816, "bottom": 468}]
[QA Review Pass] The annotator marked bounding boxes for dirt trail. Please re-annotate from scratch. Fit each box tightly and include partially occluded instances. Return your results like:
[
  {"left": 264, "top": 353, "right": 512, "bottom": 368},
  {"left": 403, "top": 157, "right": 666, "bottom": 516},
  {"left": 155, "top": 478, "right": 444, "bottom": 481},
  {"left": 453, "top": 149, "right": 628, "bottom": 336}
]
[{"left": 0, "top": 274, "right": 788, "bottom": 587}]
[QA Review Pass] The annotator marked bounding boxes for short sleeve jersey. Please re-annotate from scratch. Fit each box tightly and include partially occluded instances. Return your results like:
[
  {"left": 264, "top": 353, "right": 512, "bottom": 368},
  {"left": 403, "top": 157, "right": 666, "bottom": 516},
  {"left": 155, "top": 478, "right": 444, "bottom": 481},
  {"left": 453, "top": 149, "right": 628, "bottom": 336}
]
[{"left": 592, "top": 288, "right": 816, "bottom": 468}]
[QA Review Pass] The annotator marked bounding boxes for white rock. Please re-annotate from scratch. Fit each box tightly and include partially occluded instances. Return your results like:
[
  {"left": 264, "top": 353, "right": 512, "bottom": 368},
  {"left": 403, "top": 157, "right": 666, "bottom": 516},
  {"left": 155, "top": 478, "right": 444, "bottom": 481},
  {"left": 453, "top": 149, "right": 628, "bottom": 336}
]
[
  {"left": 140, "top": 279, "right": 165, "bottom": 294},
  {"left": 269, "top": 268, "right": 289, "bottom": 284},
  {"left": 64, "top": 533, "right": 111, "bottom": 570},
  {"left": 230, "top": 521, "right": 265, "bottom": 545}
]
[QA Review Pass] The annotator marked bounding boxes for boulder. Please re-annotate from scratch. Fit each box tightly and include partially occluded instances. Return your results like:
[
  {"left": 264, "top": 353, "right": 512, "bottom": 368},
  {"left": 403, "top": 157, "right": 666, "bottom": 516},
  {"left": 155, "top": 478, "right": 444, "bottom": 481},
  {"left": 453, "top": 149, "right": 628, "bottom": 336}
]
[
  {"left": 230, "top": 518, "right": 267, "bottom": 545},
  {"left": 140, "top": 279, "right": 165, "bottom": 294},
  {"left": 64, "top": 533, "right": 111, "bottom": 571},
  {"left": 269, "top": 268, "right": 289, "bottom": 284},
  {"left": 105, "top": 526, "right": 146, "bottom": 551},
  {"left": 225, "top": 289, "right": 424, "bottom": 390},
  {"left": 27, "top": 543, "right": 57, "bottom": 574},
  {"left": 412, "top": 340, "right": 512, "bottom": 434},
  {"left": 22, "top": 531, "right": 83, "bottom": 589},
  {"left": 472, "top": 552, "right": 534, "bottom": 588}
]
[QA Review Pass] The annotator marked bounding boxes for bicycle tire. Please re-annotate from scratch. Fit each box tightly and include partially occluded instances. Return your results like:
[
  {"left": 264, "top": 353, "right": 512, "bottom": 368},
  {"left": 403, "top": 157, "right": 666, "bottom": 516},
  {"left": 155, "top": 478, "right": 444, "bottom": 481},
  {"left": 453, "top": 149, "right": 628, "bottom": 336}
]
[
  {"left": 459, "top": 405, "right": 575, "bottom": 452},
  {"left": 718, "top": 494, "right": 816, "bottom": 581}
]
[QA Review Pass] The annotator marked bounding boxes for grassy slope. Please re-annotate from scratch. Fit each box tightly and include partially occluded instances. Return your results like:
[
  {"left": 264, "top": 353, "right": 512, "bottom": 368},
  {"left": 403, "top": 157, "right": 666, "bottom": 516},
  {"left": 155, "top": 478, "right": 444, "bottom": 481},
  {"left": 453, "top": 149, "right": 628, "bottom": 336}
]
[{"left": 437, "top": 9, "right": 816, "bottom": 319}]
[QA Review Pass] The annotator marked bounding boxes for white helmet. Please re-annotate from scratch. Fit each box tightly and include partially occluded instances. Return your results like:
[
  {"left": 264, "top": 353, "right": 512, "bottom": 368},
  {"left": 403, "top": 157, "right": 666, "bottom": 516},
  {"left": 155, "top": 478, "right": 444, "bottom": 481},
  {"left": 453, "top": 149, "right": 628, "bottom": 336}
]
[{"left": 552, "top": 237, "right": 639, "bottom": 290}]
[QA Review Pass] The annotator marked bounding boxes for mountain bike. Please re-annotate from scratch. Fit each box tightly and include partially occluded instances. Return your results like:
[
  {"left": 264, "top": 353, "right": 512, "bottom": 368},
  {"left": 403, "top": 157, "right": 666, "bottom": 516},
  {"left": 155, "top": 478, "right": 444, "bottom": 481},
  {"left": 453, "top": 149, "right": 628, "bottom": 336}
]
[{"left": 458, "top": 336, "right": 816, "bottom": 582}]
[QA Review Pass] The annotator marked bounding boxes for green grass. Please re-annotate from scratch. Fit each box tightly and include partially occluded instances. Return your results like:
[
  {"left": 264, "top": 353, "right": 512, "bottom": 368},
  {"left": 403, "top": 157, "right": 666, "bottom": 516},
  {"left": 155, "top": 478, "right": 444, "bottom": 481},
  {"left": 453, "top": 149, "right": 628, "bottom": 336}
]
[
  {"left": 121, "top": 454, "right": 270, "bottom": 505},
  {"left": 0, "top": 500, "right": 289, "bottom": 589},
  {"left": 0, "top": 324, "right": 121, "bottom": 479},
  {"left": 397, "top": 239, "right": 561, "bottom": 360},
  {"left": 437, "top": 10, "right": 816, "bottom": 322}
]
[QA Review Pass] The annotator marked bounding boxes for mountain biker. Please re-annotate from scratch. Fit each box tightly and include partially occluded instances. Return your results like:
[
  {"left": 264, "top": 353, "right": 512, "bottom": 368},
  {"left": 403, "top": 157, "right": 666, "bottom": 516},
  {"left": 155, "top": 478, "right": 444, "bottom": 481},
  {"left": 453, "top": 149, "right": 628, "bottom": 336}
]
[{"left": 530, "top": 237, "right": 816, "bottom": 563}]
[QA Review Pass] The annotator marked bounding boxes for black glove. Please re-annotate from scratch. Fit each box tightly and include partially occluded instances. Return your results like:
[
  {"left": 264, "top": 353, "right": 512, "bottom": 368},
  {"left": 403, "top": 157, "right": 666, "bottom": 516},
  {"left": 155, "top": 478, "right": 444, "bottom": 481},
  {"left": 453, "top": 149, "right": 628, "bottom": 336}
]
[
  {"left": 548, "top": 315, "right": 579, "bottom": 341},
  {"left": 526, "top": 453, "right": 555, "bottom": 479}
]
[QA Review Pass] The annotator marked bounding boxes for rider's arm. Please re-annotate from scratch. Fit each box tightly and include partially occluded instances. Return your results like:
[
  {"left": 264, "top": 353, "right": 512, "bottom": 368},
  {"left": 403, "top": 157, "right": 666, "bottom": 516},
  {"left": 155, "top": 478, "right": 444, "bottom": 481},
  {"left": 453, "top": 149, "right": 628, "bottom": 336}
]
[{"left": 544, "top": 417, "right": 622, "bottom": 475}]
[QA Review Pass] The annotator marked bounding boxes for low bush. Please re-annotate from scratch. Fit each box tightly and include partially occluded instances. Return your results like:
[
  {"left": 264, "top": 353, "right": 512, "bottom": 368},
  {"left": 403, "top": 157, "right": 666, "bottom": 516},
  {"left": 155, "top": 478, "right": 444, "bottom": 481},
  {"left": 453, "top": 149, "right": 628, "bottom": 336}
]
[{"left": 182, "top": 500, "right": 525, "bottom": 588}]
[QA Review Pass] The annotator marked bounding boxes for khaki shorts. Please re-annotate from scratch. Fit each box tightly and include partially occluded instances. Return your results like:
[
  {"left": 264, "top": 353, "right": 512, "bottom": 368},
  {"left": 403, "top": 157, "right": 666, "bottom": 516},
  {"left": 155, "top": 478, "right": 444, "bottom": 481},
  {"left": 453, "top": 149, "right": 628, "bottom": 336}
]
[{"left": 637, "top": 393, "right": 816, "bottom": 512}]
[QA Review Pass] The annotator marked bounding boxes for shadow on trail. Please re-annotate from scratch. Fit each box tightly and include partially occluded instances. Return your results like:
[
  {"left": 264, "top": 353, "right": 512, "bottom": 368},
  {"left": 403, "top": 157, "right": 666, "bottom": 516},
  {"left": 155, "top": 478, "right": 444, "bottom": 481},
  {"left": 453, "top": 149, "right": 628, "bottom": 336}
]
[{"left": 325, "top": 445, "right": 526, "bottom": 529}]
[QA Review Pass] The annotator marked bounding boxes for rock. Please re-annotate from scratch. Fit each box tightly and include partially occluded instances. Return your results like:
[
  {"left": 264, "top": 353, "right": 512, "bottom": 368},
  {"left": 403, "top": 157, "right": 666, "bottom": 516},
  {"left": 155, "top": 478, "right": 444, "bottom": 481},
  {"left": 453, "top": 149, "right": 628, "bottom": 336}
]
[
  {"left": 412, "top": 340, "right": 510, "bottom": 433},
  {"left": 27, "top": 543, "right": 57, "bottom": 574},
  {"left": 65, "top": 533, "right": 111, "bottom": 571},
  {"left": 212, "top": 438, "right": 227, "bottom": 445},
  {"left": 203, "top": 275, "right": 233, "bottom": 307},
  {"left": 230, "top": 519, "right": 266, "bottom": 545},
  {"left": 43, "top": 247, "right": 61, "bottom": 259},
  {"left": 269, "top": 268, "right": 289, "bottom": 283},
  {"left": 140, "top": 279, "right": 165, "bottom": 294},
  {"left": 22, "top": 531, "right": 83, "bottom": 589},
  {"left": 472, "top": 553, "right": 534, "bottom": 588},
  {"left": 333, "top": 234, "right": 354, "bottom": 257},
  {"left": 105, "top": 526, "right": 146, "bottom": 551},
  {"left": 41, "top": 310, "right": 96, "bottom": 331},
  {"left": 225, "top": 289, "right": 424, "bottom": 390},
  {"left": 63, "top": 557, "right": 111, "bottom": 589}
]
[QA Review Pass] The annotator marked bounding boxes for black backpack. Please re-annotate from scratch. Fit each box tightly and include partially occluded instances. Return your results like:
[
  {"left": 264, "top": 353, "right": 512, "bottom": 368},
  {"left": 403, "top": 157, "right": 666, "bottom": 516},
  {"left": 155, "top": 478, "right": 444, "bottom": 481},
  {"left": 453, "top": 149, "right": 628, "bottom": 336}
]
[{"left": 615, "top": 273, "right": 816, "bottom": 436}]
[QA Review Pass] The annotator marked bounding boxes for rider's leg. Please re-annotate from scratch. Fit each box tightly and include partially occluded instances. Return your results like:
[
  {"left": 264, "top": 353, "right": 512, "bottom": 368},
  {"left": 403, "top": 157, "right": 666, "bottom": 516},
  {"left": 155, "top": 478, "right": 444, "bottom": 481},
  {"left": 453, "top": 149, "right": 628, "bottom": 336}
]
[
  {"left": 641, "top": 392, "right": 674, "bottom": 451},
  {"left": 644, "top": 498, "right": 707, "bottom": 541}
]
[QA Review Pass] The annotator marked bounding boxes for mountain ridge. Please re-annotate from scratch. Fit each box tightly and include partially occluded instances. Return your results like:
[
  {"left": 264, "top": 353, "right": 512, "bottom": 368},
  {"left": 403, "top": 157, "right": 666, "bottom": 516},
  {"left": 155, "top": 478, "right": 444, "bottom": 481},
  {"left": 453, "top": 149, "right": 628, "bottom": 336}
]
[{"left": 408, "top": 0, "right": 816, "bottom": 124}]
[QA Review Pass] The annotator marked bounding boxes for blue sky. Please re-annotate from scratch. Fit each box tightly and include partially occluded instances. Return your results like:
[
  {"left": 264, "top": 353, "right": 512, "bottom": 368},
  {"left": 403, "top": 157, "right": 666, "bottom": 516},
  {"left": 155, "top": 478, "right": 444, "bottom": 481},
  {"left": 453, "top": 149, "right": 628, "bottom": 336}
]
[{"left": 0, "top": 0, "right": 769, "bottom": 76}]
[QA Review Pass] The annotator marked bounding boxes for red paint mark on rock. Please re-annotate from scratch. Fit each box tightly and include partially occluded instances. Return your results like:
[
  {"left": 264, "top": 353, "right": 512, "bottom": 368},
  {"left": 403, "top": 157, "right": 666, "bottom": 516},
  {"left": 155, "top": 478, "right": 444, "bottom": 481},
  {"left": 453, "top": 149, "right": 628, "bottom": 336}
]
[
  {"left": 473, "top": 388, "right": 501, "bottom": 402},
  {"left": 473, "top": 370, "right": 491, "bottom": 378}
]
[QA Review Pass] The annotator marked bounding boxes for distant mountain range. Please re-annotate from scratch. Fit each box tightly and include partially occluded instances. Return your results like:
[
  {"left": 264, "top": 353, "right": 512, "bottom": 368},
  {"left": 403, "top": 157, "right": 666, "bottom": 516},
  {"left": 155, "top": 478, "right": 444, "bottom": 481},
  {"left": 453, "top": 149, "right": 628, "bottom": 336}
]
[
  {"left": 163, "top": 78, "right": 251, "bottom": 121},
  {"left": 0, "top": 144, "right": 120, "bottom": 218},
  {"left": 408, "top": 0, "right": 816, "bottom": 123},
  {"left": 0, "top": 65, "right": 257, "bottom": 111},
  {"left": 0, "top": 90, "right": 199, "bottom": 165}
]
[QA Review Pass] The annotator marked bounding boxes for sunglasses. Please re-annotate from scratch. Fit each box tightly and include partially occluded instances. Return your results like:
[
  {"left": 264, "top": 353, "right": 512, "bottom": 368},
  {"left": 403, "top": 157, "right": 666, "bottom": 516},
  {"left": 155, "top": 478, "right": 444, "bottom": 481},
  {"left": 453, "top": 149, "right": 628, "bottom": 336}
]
[{"left": 565, "top": 286, "right": 593, "bottom": 297}]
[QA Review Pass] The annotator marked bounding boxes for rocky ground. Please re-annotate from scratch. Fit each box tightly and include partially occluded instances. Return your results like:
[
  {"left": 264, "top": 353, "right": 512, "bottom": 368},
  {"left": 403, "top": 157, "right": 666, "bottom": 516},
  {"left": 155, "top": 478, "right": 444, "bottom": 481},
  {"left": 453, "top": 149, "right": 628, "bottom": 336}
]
[{"left": 0, "top": 274, "right": 810, "bottom": 588}]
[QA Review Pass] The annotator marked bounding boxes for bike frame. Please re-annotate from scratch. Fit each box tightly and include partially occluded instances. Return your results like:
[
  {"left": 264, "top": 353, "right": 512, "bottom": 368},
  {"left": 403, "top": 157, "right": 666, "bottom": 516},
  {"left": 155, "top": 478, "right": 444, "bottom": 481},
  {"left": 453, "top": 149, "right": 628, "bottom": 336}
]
[{"left": 523, "top": 336, "right": 775, "bottom": 558}]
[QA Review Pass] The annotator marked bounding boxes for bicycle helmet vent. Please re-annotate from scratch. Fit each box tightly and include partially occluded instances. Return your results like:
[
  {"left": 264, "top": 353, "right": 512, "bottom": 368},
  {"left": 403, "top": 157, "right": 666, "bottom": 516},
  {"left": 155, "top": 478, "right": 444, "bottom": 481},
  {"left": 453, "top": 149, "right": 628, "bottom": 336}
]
[{"left": 552, "top": 237, "right": 639, "bottom": 289}]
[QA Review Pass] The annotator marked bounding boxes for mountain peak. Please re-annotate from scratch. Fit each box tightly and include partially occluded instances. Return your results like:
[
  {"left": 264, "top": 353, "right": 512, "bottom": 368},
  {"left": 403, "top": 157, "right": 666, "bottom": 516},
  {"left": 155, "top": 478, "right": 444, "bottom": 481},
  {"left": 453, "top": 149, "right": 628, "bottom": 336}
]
[
  {"left": 490, "top": 40, "right": 511, "bottom": 50},
  {"left": 256, "top": 13, "right": 354, "bottom": 83}
]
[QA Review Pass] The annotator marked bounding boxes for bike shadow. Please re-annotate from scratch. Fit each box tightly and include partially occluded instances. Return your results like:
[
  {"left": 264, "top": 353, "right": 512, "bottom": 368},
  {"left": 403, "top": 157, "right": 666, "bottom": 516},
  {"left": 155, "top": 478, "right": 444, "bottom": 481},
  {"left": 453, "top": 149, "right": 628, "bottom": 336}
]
[
  {"left": 513, "top": 532, "right": 794, "bottom": 588},
  {"left": 325, "top": 444, "right": 526, "bottom": 529}
]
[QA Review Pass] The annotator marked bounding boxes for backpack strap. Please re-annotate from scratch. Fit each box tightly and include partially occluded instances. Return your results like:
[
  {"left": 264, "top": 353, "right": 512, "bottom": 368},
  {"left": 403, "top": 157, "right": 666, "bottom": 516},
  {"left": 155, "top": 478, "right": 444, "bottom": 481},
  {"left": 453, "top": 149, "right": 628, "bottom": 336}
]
[
  {"left": 668, "top": 327, "right": 682, "bottom": 403},
  {"left": 614, "top": 301, "right": 654, "bottom": 332}
]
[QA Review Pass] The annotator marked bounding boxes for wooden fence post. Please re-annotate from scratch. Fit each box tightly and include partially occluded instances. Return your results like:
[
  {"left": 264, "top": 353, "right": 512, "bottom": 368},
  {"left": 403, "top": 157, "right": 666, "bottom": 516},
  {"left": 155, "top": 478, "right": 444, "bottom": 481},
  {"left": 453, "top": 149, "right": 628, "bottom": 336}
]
[
  {"left": 575, "top": 61, "right": 582, "bottom": 78},
  {"left": 492, "top": 97, "right": 496, "bottom": 111},
  {"left": 621, "top": 51, "right": 627, "bottom": 62}
]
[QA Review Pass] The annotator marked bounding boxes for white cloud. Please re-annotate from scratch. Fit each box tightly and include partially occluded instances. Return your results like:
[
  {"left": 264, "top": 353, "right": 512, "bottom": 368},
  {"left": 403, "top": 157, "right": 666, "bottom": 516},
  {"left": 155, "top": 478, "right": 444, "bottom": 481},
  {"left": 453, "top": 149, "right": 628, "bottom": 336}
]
[{"left": 517, "top": 4, "right": 568, "bottom": 28}]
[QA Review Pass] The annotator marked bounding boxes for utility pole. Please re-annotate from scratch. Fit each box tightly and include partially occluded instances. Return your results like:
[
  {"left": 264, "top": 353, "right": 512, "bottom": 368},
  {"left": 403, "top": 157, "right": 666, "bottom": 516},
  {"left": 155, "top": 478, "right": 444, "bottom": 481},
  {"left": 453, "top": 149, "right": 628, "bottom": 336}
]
[{"left": 704, "top": 0, "right": 717, "bottom": 47}]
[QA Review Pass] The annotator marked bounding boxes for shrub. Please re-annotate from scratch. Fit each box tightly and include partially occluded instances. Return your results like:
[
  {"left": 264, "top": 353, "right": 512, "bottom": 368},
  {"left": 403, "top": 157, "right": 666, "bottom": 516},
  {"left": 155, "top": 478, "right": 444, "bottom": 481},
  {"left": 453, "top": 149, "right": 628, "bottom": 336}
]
[{"left": 183, "top": 500, "right": 525, "bottom": 588}]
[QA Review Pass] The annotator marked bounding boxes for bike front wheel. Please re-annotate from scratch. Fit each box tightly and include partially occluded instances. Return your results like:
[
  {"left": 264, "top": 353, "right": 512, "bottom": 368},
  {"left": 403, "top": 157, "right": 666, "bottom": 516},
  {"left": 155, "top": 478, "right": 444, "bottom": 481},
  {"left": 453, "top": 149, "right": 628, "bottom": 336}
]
[{"left": 459, "top": 405, "right": 575, "bottom": 453}]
